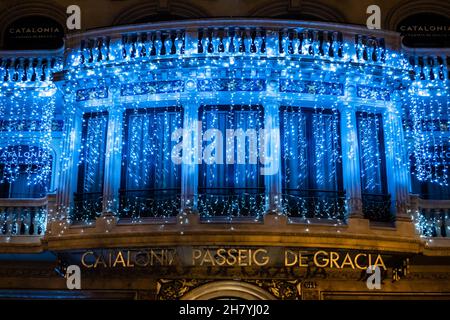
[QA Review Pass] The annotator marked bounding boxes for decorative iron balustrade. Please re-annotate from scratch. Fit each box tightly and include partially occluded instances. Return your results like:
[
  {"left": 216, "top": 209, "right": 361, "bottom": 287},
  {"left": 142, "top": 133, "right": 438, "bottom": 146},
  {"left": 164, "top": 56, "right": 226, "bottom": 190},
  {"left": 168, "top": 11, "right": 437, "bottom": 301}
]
[
  {"left": 282, "top": 189, "right": 346, "bottom": 220},
  {"left": 410, "top": 195, "right": 450, "bottom": 238},
  {"left": 72, "top": 192, "right": 103, "bottom": 222},
  {"left": 0, "top": 197, "right": 48, "bottom": 236},
  {"left": 362, "top": 193, "right": 393, "bottom": 222},
  {"left": 197, "top": 187, "right": 265, "bottom": 219},
  {"left": 119, "top": 189, "right": 181, "bottom": 220}
]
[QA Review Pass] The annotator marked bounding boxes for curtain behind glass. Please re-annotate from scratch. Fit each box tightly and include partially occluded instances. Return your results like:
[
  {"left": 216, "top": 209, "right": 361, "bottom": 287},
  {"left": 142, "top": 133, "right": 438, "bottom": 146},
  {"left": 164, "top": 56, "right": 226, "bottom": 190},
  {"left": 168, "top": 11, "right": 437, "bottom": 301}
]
[
  {"left": 81, "top": 114, "right": 108, "bottom": 194},
  {"left": 357, "top": 112, "right": 385, "bottom": 194},
  {"left": 125, "top": 110, "right": 182, "bottom": 191},
  {"left": 200, "top": 106, "right": 263, "bottom": 193},
  {"left": 281, "top": 108, "right": 340, "bottom": 192}
]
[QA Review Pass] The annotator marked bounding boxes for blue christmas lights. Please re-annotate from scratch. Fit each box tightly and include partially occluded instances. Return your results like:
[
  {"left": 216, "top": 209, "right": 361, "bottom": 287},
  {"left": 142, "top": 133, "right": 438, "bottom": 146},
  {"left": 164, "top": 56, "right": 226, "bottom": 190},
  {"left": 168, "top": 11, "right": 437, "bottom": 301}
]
[{"left": 0, "top": 24, "right": 448, "bottom": 238}]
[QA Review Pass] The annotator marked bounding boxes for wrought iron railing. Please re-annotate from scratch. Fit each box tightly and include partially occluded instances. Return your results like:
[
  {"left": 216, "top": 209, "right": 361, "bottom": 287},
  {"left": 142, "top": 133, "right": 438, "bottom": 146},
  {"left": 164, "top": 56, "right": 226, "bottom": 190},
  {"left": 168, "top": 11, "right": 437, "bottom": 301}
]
[
  {"left": 197, "top": 187, "right": 265, "bottom": 218},
  {"left": 119, "top": 189, "right": 181, "bottom": 219},
  {"left": 282, "top": 189, "right": 346, "bottom": 220},
  {"left": 0, "top": 197, "right": 48, "bottom": 235},
  {"left": 410, "top": 195, "right": 450, "bottom": 238},
  {"left": 72, "top": 192, "right": 103, "bottom": 222},
  {"left": 362, "top": 193, "right": 392, "bottom": 222}
]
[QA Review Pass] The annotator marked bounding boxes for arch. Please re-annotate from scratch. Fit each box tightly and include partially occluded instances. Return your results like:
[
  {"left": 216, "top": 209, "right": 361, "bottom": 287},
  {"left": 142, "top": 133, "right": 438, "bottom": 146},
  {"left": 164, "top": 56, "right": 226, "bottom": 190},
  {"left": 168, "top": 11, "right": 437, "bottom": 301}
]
[
  {"left": 0, "top": 1, "right": 66, "bottom": 48},
  {"left": 384, "top": 0, "right": 450, "bottom": 30},
  {"left": 249, "top": 0, "right": 346, "bottom": 23},
  {"left": 180, "top": 281, "right": 277, "bottom": 300},
  {"left": 112, "top": 1, "right": 208, "bottom": 25}
]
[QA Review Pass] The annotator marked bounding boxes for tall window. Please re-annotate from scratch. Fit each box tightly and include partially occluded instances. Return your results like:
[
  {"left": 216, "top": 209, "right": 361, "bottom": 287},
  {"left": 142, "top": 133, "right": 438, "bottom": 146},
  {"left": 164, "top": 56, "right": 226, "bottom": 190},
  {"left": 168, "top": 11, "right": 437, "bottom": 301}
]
[
  {"left": 198, "top": 105, "right": 264, "bottom": 218},
  {"left": 280, "top": 107, "right": 344, "bottom": 219},
  {"left": 75, "top": 112, "right": 108, "bottom": 220},
  {"left": 120, "top": 107, "right": 183, "bottom": 218},
  {"left": 356, "top": 111, "right": 390, "bottom": 221}
]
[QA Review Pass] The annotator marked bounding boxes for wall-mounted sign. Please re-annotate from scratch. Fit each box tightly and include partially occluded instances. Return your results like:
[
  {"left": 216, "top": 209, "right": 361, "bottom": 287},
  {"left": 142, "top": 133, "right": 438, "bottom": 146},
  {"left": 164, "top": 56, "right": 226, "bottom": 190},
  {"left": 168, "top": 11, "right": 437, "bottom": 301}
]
[
  {"left": 397, "top": 13, "right": 450, "bottom": 48},
  {"left": 0, "top": 145, "right": 51, "bottom": 164},
  {"left": 77, "top": 247, "right": 392, "bottom": 271},
  {"left": 3, "top": 16, "right": 64, "bottom": 50}
]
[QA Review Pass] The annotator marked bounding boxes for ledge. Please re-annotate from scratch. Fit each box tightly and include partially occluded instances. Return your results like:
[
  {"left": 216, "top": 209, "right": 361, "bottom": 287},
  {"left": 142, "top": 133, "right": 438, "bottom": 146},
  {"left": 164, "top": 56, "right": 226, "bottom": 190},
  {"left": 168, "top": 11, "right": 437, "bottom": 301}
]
[{"left": 0, "top": 236, "right": 44, "bottom": 254}]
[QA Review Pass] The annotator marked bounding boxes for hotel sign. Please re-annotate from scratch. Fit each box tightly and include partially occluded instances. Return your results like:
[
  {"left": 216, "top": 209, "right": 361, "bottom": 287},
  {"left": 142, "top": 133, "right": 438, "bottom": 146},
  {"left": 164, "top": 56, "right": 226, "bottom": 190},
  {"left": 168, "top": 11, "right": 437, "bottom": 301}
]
[
  {"left": 79, "top": 247, "right": 389, "bottom": 271},
  {"left": 4, "top": 16, "right": 64, "bottom": 50},
  {"left": 397, "top": 13, "right": 450, "bottom": 48}
]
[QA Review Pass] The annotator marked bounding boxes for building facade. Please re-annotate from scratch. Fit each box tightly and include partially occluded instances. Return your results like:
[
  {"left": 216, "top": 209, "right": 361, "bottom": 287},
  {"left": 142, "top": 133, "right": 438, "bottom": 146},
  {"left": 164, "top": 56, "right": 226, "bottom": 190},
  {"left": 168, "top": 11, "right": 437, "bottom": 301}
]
[{"left": 0, "top": 0, "right": 449, "bottom": 300}]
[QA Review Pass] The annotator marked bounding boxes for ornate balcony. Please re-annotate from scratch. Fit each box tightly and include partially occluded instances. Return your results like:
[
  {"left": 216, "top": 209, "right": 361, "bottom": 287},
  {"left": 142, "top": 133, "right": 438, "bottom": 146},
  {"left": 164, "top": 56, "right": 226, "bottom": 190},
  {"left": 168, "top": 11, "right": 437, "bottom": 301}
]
[
  {"left": 410, "top": 194, "right": 450, "bottom": 238},
  {"left": 0, "top": 19, "right": 447, "bottom": 258}
]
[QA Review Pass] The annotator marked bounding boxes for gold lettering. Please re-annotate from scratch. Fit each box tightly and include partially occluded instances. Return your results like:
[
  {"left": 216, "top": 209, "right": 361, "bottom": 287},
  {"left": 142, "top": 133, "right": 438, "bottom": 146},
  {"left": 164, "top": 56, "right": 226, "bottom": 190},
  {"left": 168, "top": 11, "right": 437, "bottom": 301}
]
[
  {"left": 81, "top": 251, "right": 94, "bottom": 268},
  {"left": 314, "top": 250, "right": 328, "bottom": 268},
  {"left": 238, "top": 249, "right": 248, "bottom": 266},
  {"left": 192, "top": 249, "right": 202, "bottom": 265},
  {"left": 150, "top": 250, "right": 164, "bottom": 265},
  {"left": 226, "top": 249, "right": 237, "bottom": 266},
  {"left": 373, "top": 254, "right": 387, "bottom": 270},
  {"left": 113, "top": 251, "right": 126, "bottom": 267},
  {"left": 355, "top": 253, "right": 367, "bottom": 270},
  {"left": 330, "top": 251, "right": 340, "bottom": 268},
  {"left": 201, "top": 249, "right": 215, "bottom": 266},
  {"left": 284, "top": 249, "right": 298, "bottom": 267},
  {"left": 216, "top": 248, "right": 227, "bottom": 266},
  {"left": 127, "top": 251, "right": 134, "bottom": 267},
  {"left": 299, "top": 252, "right": 308, "bottom": 267},
  {"left": 341, "top": 253, "right": 355, "bottom": 269},
  {"left": 94, "top": 254, "right": 107, "bottom": 268},
  {"left": 253, "top": 248, "right": 269, "bottom": 266}
]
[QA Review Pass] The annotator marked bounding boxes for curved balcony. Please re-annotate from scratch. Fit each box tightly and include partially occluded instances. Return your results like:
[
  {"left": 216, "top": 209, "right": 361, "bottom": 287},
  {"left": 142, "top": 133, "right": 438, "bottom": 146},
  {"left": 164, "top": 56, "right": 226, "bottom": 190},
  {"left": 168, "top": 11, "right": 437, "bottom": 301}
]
[{"left": 0, "top": 19, "right": 448, "bottom": 257}]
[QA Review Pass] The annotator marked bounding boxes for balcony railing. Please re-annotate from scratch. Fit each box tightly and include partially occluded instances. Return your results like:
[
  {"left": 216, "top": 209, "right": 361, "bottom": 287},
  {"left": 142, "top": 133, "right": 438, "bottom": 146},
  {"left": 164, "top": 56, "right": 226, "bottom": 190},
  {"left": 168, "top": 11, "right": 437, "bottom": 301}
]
[
  {"left": 362, "top": 193, "right": 393, "bottom": 223},
  {"left": 410, "top": 195, "right": 450, "bottom": 238},
  {"left": 197, "top": 187, "right": 265, "bottom": 219},
  {"left": 72, "top": 192, "right": 103, "bottom": 222},
  {"left": 63, "top": 19, "right": 405, "bottom": 71},
  {"left": 119, "top": 189, "right": 181, "bottom": 220},
  {"left": 0, "top": 49, "right": 63, "bottom": 84},
  {"left": 283, "top": 189, "right": 346, "bottom": 221},
  {"left": 0, "top": 196, "right": 51, "bottom": 236}
]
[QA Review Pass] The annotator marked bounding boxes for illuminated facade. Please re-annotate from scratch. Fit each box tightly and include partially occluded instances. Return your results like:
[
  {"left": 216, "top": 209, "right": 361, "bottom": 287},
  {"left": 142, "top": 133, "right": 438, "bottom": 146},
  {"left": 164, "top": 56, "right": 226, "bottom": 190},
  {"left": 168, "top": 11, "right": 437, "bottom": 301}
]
[{"left": 0, "top": 0, "right": 449, "bottom": 300}]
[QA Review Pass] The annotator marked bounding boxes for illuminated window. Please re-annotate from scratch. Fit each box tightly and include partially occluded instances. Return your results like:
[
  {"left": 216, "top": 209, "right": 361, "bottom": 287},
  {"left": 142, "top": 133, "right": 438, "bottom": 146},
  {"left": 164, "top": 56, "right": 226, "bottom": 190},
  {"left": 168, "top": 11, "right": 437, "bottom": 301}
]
[
  {"left": 74, "top": 112, "right": 108, "bottom": 221},
  {"left": 120, "top": 107, "right": 183, "bottom": 218},
  {"left": 280, "top": 106, "right": 344, "bottom": 219},
  {"left": 198, "top": 105, "right": 265, "bottom": 218}
]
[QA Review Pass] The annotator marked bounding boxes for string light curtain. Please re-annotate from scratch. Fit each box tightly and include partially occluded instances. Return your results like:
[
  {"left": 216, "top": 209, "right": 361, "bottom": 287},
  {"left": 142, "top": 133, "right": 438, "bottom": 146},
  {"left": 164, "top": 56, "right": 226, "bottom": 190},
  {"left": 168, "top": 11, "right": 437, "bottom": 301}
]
[
  {"left": 356, "top": 111, "right": 387, "bottom": 195},
  {"left": 198, "top": 105, "right": 264, "bottom": 218},
  {"left": 405, "top": 95, "right": 449, "bottom": 197},
  {"left": 0, "top": 89, "right": 55, "bottom": 197},
  {"left": 74, "top": 112, "right": 108, "bottom": 220},
  {"left": 280, "top": 106, "right": 343, "bottom": 219},
  {"left": 121, "top": 107, "right": 183, "bottom": 219}
]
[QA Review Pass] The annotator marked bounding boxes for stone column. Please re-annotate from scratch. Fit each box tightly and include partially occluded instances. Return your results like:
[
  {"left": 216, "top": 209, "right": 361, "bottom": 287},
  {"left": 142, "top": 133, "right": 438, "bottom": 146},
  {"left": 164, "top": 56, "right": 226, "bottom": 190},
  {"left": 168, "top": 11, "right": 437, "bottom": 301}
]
[
  {"left": 180, "top": 100, "right": 200, "bottom": 214},
  {"left": 55, "top": 96, "right": 82, "bottom": 219},
  {"left": 338, "top": 98, "right": 364, "bottom": 220},
  {"left": 101, "top": 91, "right": 123, "bottom": 215},
  {"left": 383, "top": 98, "right": 413, "bottom": 229},
  {"left": 262, "top": 94, "right": 282, "bottom": 214}
]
